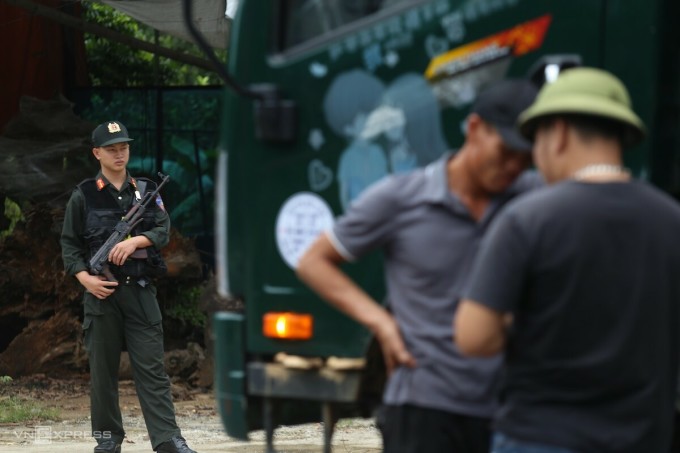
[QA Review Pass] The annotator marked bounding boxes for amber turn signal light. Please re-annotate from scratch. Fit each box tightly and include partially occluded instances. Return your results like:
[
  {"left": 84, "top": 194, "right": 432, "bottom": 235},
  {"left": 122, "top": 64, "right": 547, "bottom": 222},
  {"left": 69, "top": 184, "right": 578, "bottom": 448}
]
[{"left": 262, "top": 312, "right": 313, "bottom": 340}]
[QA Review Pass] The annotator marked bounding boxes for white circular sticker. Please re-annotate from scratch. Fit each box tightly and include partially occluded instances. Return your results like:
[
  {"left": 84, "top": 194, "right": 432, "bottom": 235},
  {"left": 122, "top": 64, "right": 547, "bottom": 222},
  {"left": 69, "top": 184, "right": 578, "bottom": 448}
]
[{"left": 275, "top": 192, "right": 335, "bottom": 269}]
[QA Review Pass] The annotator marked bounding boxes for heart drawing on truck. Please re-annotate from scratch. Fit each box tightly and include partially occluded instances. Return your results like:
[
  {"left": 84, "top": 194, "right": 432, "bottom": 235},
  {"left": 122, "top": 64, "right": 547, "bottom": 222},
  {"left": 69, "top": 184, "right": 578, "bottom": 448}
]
[{"left": 308, "top": 159, "right": 333, "bottom": 192}]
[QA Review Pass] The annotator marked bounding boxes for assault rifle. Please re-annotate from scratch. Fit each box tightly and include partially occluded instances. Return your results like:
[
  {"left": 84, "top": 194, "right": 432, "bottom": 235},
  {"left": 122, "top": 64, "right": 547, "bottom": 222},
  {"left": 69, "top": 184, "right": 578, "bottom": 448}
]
[{"left": 88, "top": 172, "right": 170, "bottom": 282}]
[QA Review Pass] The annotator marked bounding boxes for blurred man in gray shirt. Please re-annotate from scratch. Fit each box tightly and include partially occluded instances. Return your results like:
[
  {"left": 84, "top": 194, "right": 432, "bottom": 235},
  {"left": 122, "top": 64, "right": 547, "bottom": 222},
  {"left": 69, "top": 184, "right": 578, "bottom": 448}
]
[{"left": 298, "top": 79, "right": 539, "bottom": 453}]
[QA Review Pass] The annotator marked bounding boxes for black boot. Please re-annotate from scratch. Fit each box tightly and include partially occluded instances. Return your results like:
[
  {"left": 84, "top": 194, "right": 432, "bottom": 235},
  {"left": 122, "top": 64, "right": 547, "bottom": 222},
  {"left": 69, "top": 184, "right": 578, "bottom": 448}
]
[
  {"left": 94, "top": 439, "right": 121, "bottom": 453},
  {"left": 154, "top": 436, "right": 197, "bottom": 453}
]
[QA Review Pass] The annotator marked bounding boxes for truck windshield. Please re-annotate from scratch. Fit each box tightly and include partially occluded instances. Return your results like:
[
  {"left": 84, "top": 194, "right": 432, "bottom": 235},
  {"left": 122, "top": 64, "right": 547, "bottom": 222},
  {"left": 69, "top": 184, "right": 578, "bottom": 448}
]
[{"left": 283, "top": 0, "right": 411, "bottom": 49}]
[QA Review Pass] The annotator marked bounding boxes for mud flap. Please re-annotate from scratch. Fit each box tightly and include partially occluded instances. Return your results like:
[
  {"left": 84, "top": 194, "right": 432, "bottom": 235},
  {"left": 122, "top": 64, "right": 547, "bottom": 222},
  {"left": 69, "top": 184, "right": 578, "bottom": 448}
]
[{"left": 213, "top": 311, "right": 249, "bottom": 440}]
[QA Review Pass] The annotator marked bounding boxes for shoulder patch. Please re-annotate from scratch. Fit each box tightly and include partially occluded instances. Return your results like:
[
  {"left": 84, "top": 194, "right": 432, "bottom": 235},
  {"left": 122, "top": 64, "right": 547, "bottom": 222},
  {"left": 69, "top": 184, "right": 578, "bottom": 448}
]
[{"left": 156, "top": 195, "right": 166, "bottom": 212}]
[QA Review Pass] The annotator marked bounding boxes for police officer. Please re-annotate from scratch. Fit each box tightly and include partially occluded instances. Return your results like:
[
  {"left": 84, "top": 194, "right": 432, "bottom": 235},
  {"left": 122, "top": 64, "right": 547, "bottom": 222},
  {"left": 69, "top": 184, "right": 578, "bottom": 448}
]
[{"left": 61, "top": 120, "right": 197, "bottom": 453}]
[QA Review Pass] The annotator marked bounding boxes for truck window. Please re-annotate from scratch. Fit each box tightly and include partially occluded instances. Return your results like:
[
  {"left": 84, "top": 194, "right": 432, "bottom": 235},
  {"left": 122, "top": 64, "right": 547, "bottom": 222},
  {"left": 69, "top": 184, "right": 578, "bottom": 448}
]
[{"left": 283, "top": 0, "right": 411, "bottom": 49}]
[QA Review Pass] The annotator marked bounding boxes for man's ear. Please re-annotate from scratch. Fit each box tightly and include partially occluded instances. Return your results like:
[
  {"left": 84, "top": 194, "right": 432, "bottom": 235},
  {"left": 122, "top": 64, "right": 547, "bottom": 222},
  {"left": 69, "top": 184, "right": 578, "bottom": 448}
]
[
  {"left": 465, "top": 113, "right": 483, "bottom": 140},
  {"left": 92, "top": 147, "right": 100, "bottom": 160},
  {"left": 554, "top": 119, "right": 570, "bottom": 155}
]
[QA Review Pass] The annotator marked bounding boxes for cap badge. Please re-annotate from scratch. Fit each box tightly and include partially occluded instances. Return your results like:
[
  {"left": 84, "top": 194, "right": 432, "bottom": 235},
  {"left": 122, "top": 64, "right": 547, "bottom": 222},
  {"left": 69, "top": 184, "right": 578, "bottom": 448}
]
[{"left": 107, "top": 122, "right": 121, "bottom": 133}]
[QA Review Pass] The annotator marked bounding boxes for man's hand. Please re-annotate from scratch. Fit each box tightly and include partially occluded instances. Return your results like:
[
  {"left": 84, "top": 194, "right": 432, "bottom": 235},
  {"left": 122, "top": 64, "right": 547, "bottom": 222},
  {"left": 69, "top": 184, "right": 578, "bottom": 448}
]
[
  {"left": 297, "top": 233, "right": 416, "bottom": 375},
  {"left": 108, "top": 235, "right": 152, "bottom": 265},
  {"left": 372, "top": 313, "right": 416, "bottom": 375},
  {"left": 76, "top": 271, "right": 118, "bottom": 300}
]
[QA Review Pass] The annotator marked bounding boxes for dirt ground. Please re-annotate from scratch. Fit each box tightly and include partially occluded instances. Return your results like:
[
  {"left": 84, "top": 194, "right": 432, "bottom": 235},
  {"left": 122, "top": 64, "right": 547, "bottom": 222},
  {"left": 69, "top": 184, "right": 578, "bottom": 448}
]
[{"left": 0, "top": 376, "right": 381, "bottom": 453}]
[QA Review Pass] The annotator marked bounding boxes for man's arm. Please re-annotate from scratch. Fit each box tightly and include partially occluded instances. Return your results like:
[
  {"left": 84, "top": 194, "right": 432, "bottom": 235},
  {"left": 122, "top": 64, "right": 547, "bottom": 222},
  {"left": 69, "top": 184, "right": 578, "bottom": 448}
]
[
  {"left": 60, "top": 189, "right": 89, "bottom": 277},
  {"left": 108, "top": 235, "right": 153, "bottom": 265},
  {"left": 139, "top": 194, "right": 171, "bottom": 248},
  {"left": 454, "top": 299, "right": 507, "bottom": 356},
  {"left": 454, "top": 206, "right": 530, "bottom": 357},
  {"left": 111, "top": 191, "right": 170, "bottom": 265},
  {"left": 297, "top": 232, "right": 416, "bottom": 373}
]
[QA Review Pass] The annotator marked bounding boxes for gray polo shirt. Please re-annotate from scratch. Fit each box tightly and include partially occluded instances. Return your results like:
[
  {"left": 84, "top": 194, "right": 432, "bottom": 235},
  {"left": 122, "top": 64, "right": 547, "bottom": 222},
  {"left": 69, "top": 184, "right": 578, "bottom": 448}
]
[{"left": 328, "top": 153, "right": 541, "bottom": 416}]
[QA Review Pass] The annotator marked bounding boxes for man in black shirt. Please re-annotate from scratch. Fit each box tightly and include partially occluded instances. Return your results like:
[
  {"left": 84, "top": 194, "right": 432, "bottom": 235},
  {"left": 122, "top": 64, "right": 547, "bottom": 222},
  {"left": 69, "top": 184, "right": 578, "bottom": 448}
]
[{"left": 455, "top": 68, "right": 680, "bottom": 452}]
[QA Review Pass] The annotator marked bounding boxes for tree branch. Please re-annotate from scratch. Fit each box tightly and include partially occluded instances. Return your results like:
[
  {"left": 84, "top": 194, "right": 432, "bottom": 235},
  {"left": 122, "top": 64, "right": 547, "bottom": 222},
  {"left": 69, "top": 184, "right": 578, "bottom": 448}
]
[{"left": 5, "top": 0, "right": 217, "bottom": 73}]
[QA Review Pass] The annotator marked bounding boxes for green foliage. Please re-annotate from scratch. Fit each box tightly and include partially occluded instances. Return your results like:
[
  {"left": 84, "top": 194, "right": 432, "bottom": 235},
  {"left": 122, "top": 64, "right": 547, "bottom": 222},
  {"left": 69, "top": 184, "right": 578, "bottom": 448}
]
[
  {"left": 0, "top": 376, "right": 12, "bottom": 385},
  {"left": 1, "top": 198, "right": 23, "bottom": 239},
  {"left": 156, "top": 136, "right": 217, "bottom": 235},
  {"left": 0, "top": 396, "right": 60, "bottom": 423},
  {"left": 167, "top": 286, "right": 206, "bottom": 327},
  {"left": 81, "top": 1, "right": 227, "bottom": 86},
  {"left": 164, "top": 90, "right": 222, "bottom": 130}
]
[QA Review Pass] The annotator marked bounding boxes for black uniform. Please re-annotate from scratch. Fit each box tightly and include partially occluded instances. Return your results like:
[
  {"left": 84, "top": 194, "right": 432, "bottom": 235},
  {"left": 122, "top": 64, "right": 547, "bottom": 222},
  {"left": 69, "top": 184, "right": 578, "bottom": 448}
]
[{"left": 61, "top": 171, "right": 180, "bottom": 449}]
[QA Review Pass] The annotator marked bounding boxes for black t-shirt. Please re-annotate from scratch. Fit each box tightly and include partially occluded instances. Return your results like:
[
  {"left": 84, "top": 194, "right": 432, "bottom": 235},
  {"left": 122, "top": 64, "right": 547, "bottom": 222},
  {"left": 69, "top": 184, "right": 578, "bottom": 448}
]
[{"left": 465, "top": 180, "right": 680, "bottom": 452}]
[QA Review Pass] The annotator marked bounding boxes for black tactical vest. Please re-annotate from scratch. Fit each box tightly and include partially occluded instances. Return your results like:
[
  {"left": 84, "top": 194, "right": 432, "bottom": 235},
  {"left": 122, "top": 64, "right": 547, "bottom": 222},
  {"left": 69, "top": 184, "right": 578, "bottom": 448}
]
[{"left": 79, "top": 178, "right": 166, "bottom": 278}]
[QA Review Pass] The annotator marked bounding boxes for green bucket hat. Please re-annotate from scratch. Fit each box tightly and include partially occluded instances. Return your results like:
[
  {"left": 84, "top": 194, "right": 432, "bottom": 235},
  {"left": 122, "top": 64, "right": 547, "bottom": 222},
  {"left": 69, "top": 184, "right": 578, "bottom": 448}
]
[{"left": 518, "top": 67, "right": 646, "bottom": 147}]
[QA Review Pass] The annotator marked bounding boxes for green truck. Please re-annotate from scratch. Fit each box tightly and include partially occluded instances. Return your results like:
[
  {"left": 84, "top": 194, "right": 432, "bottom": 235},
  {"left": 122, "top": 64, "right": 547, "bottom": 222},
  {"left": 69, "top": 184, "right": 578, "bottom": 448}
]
[{"left": 182, "top": 0, "right": 680, "bottom": 451}]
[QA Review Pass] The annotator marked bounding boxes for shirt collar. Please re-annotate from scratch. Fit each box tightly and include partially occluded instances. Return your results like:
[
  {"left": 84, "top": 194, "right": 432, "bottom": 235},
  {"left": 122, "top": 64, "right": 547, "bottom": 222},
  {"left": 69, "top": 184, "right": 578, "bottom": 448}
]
[
  {"left": 422, "top": 152, "right": 455, "bottom": 204},
  {"left": 420, "top": 152, "right": 539, "bottom": 205},
  {"left": 95, "top": 171, "right": 135, "bottom": 191}
]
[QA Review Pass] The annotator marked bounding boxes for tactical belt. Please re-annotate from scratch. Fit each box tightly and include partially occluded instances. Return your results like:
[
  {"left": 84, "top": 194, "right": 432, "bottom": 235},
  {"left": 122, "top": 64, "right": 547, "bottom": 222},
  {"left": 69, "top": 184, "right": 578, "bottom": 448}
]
[{"left": 119, "top": 275, "right": 150, "bottom": 288}]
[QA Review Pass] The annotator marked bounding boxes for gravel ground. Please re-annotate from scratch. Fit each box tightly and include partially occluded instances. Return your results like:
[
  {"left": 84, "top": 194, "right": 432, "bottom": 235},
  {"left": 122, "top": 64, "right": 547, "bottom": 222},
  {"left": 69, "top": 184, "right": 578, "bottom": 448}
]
[
  {"left": 0, "top": 415, "right": 381, "bottom": 452},
  {"left": 0, "top": 377, "right": 382, "bottom": 453}
]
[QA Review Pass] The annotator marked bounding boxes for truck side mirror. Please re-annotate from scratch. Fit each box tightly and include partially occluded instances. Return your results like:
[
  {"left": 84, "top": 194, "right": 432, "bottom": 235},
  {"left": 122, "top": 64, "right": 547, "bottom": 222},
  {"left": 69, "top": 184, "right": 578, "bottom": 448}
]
[
  {"left": 528, "top": 54, "right": 583, "bottom": 87},
  {"left": 251, "top": 84, "right": 298, "bottom": 144}
]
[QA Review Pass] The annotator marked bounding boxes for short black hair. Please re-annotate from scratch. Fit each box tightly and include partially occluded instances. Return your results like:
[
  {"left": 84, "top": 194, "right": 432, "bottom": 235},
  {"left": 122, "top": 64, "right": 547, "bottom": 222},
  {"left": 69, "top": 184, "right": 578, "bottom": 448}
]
[{"left": 536, "top": 113, "right": 628, "bottom": 147}]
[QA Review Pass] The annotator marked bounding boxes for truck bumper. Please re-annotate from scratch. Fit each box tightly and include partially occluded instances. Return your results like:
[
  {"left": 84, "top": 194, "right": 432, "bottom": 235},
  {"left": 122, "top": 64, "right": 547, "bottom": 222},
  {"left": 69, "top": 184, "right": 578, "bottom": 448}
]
[
  {"left": 247, "top": 361, "right": 362, "bottom": 402},
  {"left": 213, "top": 311, "right": 368, "bottom": 441}
]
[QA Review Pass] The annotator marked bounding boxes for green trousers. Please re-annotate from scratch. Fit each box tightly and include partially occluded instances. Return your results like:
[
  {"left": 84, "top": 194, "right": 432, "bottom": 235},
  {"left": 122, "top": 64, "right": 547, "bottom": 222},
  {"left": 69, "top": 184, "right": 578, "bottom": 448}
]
[{"left": 83, "top": 280, "right": 181, "bottom": 449}]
